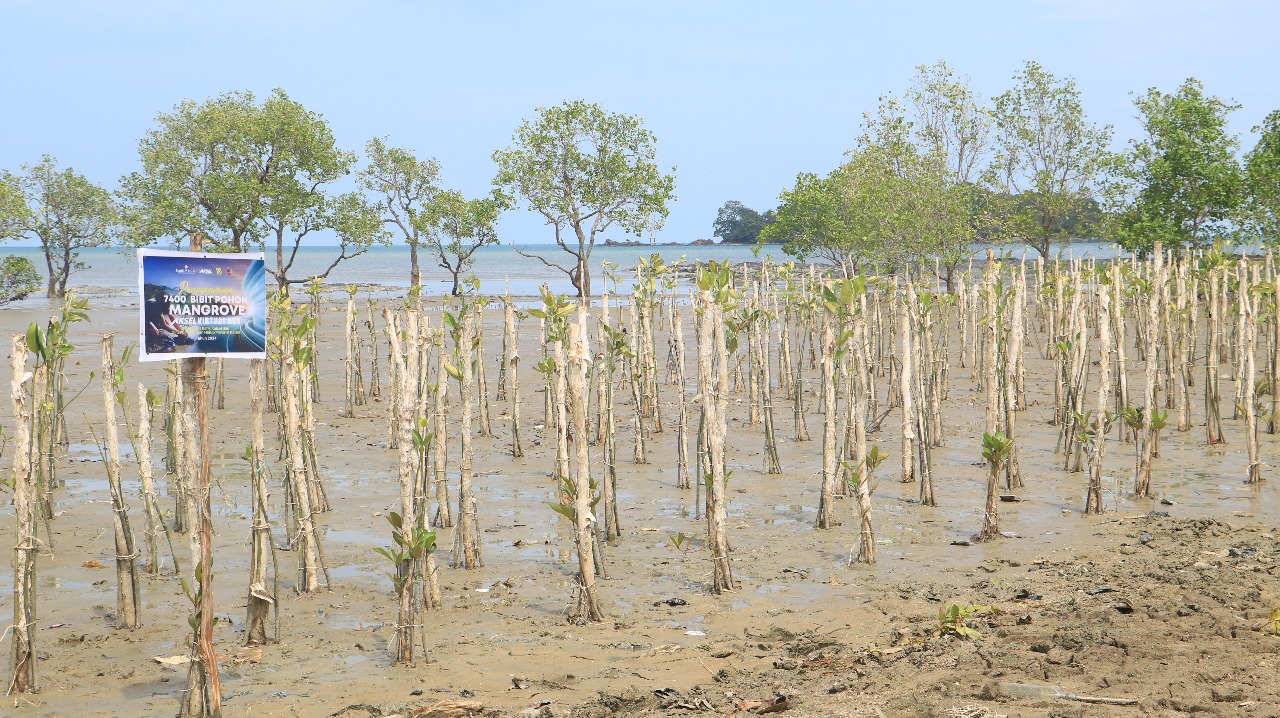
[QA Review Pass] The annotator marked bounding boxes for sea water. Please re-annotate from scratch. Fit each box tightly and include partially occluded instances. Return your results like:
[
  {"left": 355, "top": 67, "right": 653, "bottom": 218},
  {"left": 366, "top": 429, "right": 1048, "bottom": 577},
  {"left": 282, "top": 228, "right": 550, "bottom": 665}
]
[{"left": 0, "top": 241, "right": 1132, "bottom": 298}]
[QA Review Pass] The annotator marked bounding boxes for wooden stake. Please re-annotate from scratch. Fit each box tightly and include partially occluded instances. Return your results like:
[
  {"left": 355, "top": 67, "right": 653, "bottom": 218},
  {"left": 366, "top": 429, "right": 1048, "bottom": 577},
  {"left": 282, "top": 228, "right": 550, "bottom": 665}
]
[
  {"left": 101, "top": 335, "right": 141, "bottom": 629},
  {"left": 9, "top": 334, "right": 36, "bottom": 695},
  {"left": 567, "top": 318, "right": 604, "bottom": 621},
  {"left": 245, "top": 359, "right": 275, "bottom": 646}
]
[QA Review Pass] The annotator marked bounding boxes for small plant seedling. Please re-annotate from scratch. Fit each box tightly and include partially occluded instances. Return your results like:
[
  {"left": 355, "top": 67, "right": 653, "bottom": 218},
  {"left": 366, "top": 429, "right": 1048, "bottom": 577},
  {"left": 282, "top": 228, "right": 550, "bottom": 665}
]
[
  {"left": 937, "top": 603, "right": 997, "bottom": 640},
  {"left": 373, "top": 512, "right": 438, "bottom": 594},
  {"left": 669, "top": 532, "right": 689, "bottom": 552},
  {"left": 1266, "top": 607, "right": 1280, "bottom": 637}
]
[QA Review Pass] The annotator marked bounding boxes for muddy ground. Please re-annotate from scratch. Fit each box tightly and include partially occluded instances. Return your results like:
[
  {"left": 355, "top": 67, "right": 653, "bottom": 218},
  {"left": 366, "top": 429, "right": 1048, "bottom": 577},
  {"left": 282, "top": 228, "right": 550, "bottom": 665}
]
[{"left": 2, "top": 291, "right": 1279, "bottom": 718}]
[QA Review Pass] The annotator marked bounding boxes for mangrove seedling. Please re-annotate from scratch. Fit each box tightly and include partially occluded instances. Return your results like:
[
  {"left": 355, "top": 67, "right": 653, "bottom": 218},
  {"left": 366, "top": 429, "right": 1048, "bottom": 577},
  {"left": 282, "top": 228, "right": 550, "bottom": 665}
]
[
  {"left": 937, "top": 603, "right": 995, "bottom": 640},
  {"left": 975, "top": 432, "right": 1013, "bottom": 542}
]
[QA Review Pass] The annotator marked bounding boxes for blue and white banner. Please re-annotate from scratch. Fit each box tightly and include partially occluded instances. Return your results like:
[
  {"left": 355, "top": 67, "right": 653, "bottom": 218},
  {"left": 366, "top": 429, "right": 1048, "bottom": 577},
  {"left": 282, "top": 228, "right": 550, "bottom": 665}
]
[{"left": 137, "top": 249, "right": 268, "bottom": 362}]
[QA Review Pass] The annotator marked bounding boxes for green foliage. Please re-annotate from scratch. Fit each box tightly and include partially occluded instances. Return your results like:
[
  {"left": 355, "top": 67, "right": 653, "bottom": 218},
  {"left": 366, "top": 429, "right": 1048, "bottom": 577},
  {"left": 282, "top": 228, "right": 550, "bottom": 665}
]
[
  {"left": 937, "top": 603, "right": 995, "bottom": 640},
  {"left": 988, "top": 61, "right": 1113, "bottom": 258},
  {"left": 1245, "top": 109, "right": 1280, "bottom": 243},
  {"left": 865, "top": 445, "right": 889, "bottom": 472},
  {"left": 121, "top": 89, "right": 388, "bottom": 289},
  {"left": 373, "top": 512, "right": 437, "bottom": 594},
  {"left": 761, "top": 95, "right": 972, "bottom": 271},
  {"left": 1113, "top": 78, "right": 1243, "bottom": 255},
  {"left": 907, "top": 60, "right": 992, "bottom": 185},
  {"left": 0, "top": 254, "right": 41, "bottom": 303},
  {"left": 635, "top": 252, "right": 679, "bottom": 300},
  {"left": 0, "top": 174, "right": 29, "bottom": 238},
  {"left": 526, "top": 285, "right": 574, "bottom": 343},
  {"left": 272, "top": 294, "right": 317, "bottom": 368},
  {"left": 713, "top": 200, "right": 773, "bottom": 244},
  {"left": 695, "top": 259, "right": 739, "bottom": 306},
  {"left": 1075, "top": 409, "right": 1116, "bottom": 448},
  {"left": 981, "top": 431, "right": 1014, "bottom": 468},
  {"left": 548, "top": 476, "right": 602, "bottom": 523},
  {"left": 492, "top": 100, "right": 675, "bottom": 297},
  {"left": 358, "top": 138, "right": 441, "bottom": 287},
  {"left": 425, "top": 188, "right": 506, "bottom": 295},
  {"left": 1, "top": 156, "right": 118, "bottom": 298},
  {"left": 410, "top": 417, "right": 434, "bottom": 451},
  {"left": 702, "top": 469, "right": 733, "bottom": 493},
  {"left": 1120, "top": 405, "right": 1168, "bottom": 433},
  {"left": 27, "top": 294, "right": 91, "bottom": 365},
  {"left": 1266, "top": 606, "right": 1280, "bottom": 637}
]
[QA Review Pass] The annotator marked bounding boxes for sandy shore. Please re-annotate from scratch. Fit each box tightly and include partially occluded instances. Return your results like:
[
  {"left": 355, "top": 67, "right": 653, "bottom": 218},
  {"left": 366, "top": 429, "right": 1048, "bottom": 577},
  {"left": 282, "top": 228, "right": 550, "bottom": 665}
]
[{"left": 1, "top": 290, "right": 1278, "bottom": 718}]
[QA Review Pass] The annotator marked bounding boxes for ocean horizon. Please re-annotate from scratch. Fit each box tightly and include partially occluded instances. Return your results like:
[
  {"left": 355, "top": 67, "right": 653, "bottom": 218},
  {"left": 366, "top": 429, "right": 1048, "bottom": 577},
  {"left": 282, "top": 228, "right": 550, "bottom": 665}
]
[{"left": 2, "top": 241, "right": 1133, "bottom": 299}]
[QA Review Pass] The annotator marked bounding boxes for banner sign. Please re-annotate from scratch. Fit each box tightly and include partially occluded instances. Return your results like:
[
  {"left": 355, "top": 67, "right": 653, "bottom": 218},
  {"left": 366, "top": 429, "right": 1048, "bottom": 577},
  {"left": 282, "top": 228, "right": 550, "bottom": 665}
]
[{"left": 138, "top": 249, "right": 268, "bottom": 362}]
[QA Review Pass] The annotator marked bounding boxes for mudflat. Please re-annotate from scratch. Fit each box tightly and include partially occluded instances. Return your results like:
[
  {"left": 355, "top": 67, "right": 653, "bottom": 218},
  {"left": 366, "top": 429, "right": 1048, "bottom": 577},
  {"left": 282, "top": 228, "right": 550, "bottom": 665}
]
[{"left": 3, "top": 291, "right": 1278, "bottom": 718}]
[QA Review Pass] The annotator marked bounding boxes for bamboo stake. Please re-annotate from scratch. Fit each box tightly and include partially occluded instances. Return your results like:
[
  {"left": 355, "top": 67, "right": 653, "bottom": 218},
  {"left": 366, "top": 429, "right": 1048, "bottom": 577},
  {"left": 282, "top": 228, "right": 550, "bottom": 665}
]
[
  {"left": 476, "top": 302, "right": 492, "bottom": 437},
  {"left": 345, "top": 297, "right": 356, "bottom": 417},
  {"left": 454, "top": 310, "right": 482, "bottom": 569},
  {"left": 9, "top": 334, "right": 36, "bottom": 695},
  {"left": 568, "top": 318, "right": 604, "bottom": 621},
  {"left": 506, "top": 298, "right": 523, "bottom": 457},
  {"left": 817, "top": 314, "right": 838, "bottom": 529},
  {"left": 433, "top": 331, "right": 452, "bottom": 528},
  {"left": 101, "top": 335, "right": 141, "bottom": 629},
  {"left": 1087, "top": 290, "right": 1112, "bottom": 514},
  {"left": 283, "top": 357, "right": 321, "bottom": 593},
  {"left": 698, "top": 290, "right": 735, "bottom": 594},
  {"left": 901, "top": 291, "right": 917, "bottom": 482},
  {"left": 851, "top": 309, "right": 876, "bottom": 559},
  {"left": 135, "top": 384, "right": 175, "bottom": 576},
  {"left": 674, "top": 310, "right": 691, "bottom": 490},
  {"left": 1246, "top": 295, "right": 1262, "bottom": 484},
  {"left": 245, "top": 360, "right": 276, "bottom": 647},
  {"left": 386, "top": 322, "right": 420, "bottom": 662}
]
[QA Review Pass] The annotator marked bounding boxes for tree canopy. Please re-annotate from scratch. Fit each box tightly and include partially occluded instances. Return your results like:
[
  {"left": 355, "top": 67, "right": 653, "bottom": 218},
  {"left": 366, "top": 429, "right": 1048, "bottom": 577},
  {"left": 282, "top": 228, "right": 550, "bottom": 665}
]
[
  {"left": 1, "top": 155, "right": 118, "bottom": 297},
  {"left": 713, "top": 201, "right": 773, "bottom": 244},
  {"left": 121, "top": 89, "right": 386, "bottom": 291},
  {"left": 1244, "top": 109, "right": 1280, "bottom": 243},
  {"left": 425, "top": 189, "right": 505, "bottom": 295},
  {"left": 0, "top": 254, "right": 41, "bottom": 303},
  {"left": 358, "top": 137, "right": 442, "bottom": 289},
  {"left": 1113, "top": 78, "right": 1242, "bottom": 255},
  {"left": 761, "top": 68, "right": 976, "bottom": 287},
  {"left": 492, "top": 100, "right": 675, "bottom": 297},
  {"left": 988, "top": 61, "right": 1113, "bottom": 258}
]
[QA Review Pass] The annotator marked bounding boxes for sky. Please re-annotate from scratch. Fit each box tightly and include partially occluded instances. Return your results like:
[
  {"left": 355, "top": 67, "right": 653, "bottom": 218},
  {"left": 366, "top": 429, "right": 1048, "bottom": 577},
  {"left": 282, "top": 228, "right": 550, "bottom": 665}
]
[{"left": 2, "top": 0, "right": 1277, "bottom": 247}]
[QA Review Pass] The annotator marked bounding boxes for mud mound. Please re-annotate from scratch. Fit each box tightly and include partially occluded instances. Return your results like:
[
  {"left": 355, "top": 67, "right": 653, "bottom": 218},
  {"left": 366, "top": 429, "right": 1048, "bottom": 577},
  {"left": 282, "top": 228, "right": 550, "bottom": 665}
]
[{"left": 571, "top": 517, "right": 1280, "bottom": 718}]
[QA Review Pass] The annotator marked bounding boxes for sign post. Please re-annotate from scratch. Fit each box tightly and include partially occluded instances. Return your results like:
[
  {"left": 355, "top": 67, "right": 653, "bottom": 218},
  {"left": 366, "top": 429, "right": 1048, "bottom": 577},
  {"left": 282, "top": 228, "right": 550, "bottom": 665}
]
[{"left": 141, "top": 242, "right": 266, "bottom": 718}]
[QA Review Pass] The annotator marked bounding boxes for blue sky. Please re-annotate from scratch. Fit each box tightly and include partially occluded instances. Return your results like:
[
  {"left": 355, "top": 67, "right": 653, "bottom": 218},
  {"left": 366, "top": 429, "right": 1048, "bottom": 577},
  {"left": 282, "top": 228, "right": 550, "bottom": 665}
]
[{"left": 2, "top": 0, "right": 1277, "bottom": 246}]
